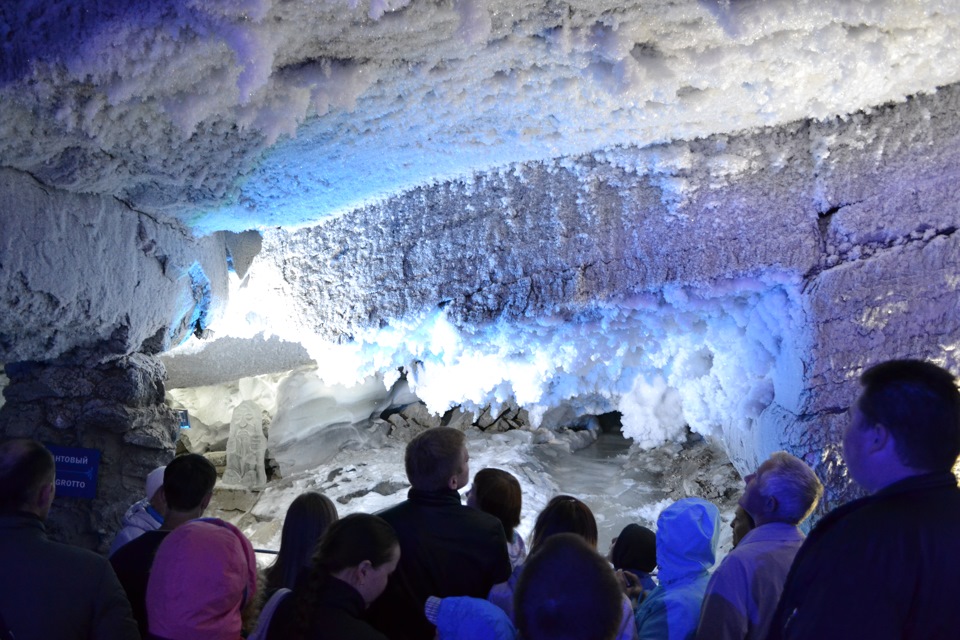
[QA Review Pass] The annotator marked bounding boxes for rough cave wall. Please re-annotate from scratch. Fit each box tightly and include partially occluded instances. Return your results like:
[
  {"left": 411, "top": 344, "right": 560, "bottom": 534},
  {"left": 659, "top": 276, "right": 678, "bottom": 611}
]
[
  {"left": 260, "top": 85, "right": 960, "bottom": 510},
  {"left": 0, "top": 168, "right": 230, "bottom": 550}
]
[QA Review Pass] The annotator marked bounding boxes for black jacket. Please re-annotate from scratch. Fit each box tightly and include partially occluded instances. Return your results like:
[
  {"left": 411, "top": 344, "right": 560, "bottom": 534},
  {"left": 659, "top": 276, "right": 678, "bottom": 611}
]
[
  {"left": 767, "top": 472, "right": 960, "bottom": 640},
  {"left": 366, "top": 488, "right": 512, "bottom": 640},
  {"left": 269, "top": 576, "right": 387, "bottom": 640},
  {"left": 0, "top": 512, "right": 140, "bottom": 640}
]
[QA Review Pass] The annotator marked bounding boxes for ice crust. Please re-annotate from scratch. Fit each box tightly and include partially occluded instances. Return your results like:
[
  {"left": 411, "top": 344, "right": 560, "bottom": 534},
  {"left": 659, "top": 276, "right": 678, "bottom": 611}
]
[{"left": 2, "top": 1, "right": 959, "bottom": 230}]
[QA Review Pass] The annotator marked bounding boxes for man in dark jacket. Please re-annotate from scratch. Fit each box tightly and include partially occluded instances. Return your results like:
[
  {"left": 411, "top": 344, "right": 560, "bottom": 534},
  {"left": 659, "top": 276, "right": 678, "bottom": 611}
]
[
  {"left": 367, "top": 427, "right": 512, "bottom": 640},
  {"left": 110, "top": 453, "right": 218, "bottom": 637},
  {"left": 768, "top": 359, "right": 960, "bottom": 640},
  {"left": 0, "top": 438, "right": 140, "bottom": 640}
]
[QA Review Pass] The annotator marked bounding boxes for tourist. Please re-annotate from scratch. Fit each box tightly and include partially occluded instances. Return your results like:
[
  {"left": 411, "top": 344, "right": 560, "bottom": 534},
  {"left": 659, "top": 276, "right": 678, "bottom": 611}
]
[{"left": 634, "top": 497, "right": 719, "bottom": 640}]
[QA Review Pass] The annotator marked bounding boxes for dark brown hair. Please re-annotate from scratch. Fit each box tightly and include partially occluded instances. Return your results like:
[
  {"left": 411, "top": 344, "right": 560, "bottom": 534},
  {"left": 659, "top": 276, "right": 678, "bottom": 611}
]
[
  {"left": 515, "top": 533, "right": 622, "bottom": 640},
  {"left": 470, "top": 468, "right": 522, "bottom": 539},
  {"left": 858, "top": 359, "right": 960, "bottom": 472},
  {"left": 265, "top": 492, "right": 339, "bottom": 594},
  {"left": 531, "top": 495, "right": 598, "bottom": 550}
]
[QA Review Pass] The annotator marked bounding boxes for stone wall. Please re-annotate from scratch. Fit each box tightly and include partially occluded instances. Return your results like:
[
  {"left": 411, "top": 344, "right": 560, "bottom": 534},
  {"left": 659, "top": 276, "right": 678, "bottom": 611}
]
[{"left": 0, "top": 351, "right": 178, "bottom": 552}]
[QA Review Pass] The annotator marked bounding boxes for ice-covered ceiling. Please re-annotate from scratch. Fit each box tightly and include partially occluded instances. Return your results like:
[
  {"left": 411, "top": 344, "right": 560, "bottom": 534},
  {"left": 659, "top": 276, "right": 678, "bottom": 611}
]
[
  {"left": 3, "top": 1, "right": 960, "bottom": 231},
  {"left": 4, "top": 0, "right": 960, "bottom": 473}
]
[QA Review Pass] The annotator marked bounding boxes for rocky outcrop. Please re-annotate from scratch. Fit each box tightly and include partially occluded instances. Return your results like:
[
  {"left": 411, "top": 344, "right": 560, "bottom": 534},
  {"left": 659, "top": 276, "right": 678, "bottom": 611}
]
[{"left": 0, "top": 350, "right": 179, "bottom": 552}]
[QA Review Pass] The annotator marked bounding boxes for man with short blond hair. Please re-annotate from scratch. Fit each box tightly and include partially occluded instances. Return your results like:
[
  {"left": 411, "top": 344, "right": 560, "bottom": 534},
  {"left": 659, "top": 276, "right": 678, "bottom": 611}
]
[
  {"left": 368, "top": 427, "right": 511, "bottom": 640},
  {"left": 696, "top": 451, "right": 822, "bottom": 640}
]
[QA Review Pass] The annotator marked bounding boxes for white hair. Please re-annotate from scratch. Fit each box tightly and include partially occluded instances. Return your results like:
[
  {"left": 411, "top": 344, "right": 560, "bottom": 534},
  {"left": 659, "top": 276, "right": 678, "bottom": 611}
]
[{"left": 758, "top": 451, "right": 824, "bottom": 525}]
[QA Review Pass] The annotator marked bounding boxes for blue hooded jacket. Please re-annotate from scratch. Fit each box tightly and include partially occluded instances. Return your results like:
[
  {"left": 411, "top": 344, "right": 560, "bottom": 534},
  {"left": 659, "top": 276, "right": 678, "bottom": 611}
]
[{"left": 634, "top": 498, "right": 720, "bottom": 640}]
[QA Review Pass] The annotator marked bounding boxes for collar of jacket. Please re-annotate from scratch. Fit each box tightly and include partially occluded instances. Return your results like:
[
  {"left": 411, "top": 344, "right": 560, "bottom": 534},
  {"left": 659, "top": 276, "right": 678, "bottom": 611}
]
[
  {"left": 814, "top": 471, "right": 957, "bottom": 534},
  {"left": 321, "top": 575, "right": 368, "bottom": 617},
  {"left": 873, "top": 470, "right": 958, "bottom": 497},
  {"left": 0, "top": 511, "right": 45, "bottom": 531},
  {"left": 406, "top": 487, "right": 463, "bottom": 506}
]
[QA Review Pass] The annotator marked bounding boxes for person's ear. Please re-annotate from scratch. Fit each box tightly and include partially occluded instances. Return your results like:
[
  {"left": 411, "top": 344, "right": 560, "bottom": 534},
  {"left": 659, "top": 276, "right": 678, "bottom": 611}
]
[
  {"left": 200, "top": 491, "right": 213, "bottom": 511},
  {"left": 357, "top": 559, "right": 373, "bottom": 583},
  {"left": 447, "top": 474, "right": 460, "bottom": 491},
  {"left": 867, "top": 422, "right": 891, "bottom": 454},
  {"left": 764, "top": 494, "right": 779, "bottom": 517},
  {"left": 38, "top": 480, "right": 55, "bottom": 510}
]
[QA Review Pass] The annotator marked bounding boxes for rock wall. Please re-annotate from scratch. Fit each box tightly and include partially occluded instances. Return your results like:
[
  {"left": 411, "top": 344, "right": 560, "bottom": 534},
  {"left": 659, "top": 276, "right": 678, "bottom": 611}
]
[
  {"left": 0, "top": 352, "right": 178, "bottom": 551},
  {"left": 0, "top": 167, "right": 230, "bottom": 548},
  {"left": 255, "top": 85, "right": 960, "bottom": 510}
]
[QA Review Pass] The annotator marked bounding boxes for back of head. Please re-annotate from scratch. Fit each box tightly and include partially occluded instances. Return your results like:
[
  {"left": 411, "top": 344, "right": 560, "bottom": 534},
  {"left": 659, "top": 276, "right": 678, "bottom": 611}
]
[
  {"left": 0, "top": 438, "right": 54, "bottom": 513},
  {"left": 267, "top": 492, "right": 339, "bottom": 592},
  {"left": 163, "top": 453, "right": 217, "bottom": 512},
  {"left": 405, "top": 427, "right": 466, "bottom": 492},
  {"left": 531, "top": 495, "right": 598, "bottom": 550},
  {"left": 655, "top": 497, "right": 720, "bottom": 583},
  {"left": 515, "top": 533, "right": 622, "bottom": 640},
  {"left": 858, "top": 359, "right": 960, "bottom": 472},
  {"left": 313, "top": 513, "right": 398, "bottom": 574},
  {"left": 611, "top": 523, "right": 657, "bottom": 573},
  {"left": 147, "top": 518, "right": 257, "bottom": 640},
  {"left": 757, "top": 451, "right": 823, "bottom": 525},
  {"left": 471, "top": 468, "right": 522, "bottom": 539}
]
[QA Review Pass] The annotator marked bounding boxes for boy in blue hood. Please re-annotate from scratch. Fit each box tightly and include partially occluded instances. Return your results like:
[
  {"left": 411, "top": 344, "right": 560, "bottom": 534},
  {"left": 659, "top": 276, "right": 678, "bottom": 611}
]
[{"left": 634, "top": 497, "right": 719, "bottom": 640}]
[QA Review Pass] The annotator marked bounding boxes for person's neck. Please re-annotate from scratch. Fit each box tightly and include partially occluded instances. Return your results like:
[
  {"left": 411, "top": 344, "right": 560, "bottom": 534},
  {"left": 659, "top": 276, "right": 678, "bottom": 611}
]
[{"left": 160, "top": 508, "right": 203, "bottom": 530}]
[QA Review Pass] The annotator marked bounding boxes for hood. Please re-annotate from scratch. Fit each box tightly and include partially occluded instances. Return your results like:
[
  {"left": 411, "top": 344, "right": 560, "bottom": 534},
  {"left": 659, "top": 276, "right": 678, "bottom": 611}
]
[
  {"left": 147, "top": 518, "right": 257, "bottom": 640},
  {"left": 655, "top": 497, "right": 719, "bottom": 584}
]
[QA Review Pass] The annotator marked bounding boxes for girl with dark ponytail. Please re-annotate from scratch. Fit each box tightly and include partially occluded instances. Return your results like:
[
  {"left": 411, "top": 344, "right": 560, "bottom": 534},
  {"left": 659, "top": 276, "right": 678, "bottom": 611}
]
[{"left": 266, "top": 513, "right": 399, "bottom": 640}]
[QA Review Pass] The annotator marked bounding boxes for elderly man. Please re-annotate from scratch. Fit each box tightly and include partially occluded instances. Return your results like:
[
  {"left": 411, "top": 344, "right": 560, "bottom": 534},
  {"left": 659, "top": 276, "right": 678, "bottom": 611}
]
[
  {"left": 0, "top": 438, "right": 139, "bottom": 640},
  {"left": 695, "top": 452, "right": 822, "bottom": 640},
  {"left": 768, "top": 359, "right": 960, "bottom": 639},
  {"left": 367, "top": 426, "right": 512, "bottom": 640}
]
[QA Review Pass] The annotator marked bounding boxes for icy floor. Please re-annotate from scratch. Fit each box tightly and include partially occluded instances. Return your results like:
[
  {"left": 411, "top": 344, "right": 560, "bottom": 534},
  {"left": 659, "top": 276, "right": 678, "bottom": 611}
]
[{"left": 209, "top": 427, "right": 745, "bottom": 568}]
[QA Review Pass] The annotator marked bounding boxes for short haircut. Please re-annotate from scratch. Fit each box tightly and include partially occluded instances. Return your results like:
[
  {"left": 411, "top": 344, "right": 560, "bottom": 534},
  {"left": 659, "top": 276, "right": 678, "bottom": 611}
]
[
  {"left": 163, "top": 453, "right": 217, "bottom": 511},
  {"left": 531, "top": 495, "right": 598, "bottom": 550},
  {"left": 757, "top": 451, "right": 823, "bottom": 525},
  {"left": 858, "top": 359, "right": 960, "bottom": 472},
  {"left": 471, "top": 468, "right": 522, "bottom": 539},
  {"left": 0, "top": 439, "right": 55, "bottom": 512},
  {"left": 610, "top": 523, "right": 657, "bottom": 574},
  {"left": 404, "top": 427, "right": 466, "bottom": 492},
  {"left": 515, "top": 533, "right": 622, "bottom": 640}
]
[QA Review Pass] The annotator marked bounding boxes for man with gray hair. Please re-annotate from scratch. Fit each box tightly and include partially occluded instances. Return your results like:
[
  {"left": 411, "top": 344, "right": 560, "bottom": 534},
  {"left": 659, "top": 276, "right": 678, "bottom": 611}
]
[{"left": 695, "top": 451, "right": 822, "bottom": 640}]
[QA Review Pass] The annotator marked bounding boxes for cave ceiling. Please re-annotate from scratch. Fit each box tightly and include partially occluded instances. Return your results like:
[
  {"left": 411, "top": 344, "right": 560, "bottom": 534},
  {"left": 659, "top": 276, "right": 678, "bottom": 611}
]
[{"left": 2, "top": 1, "right": 959, "bottom": 232}]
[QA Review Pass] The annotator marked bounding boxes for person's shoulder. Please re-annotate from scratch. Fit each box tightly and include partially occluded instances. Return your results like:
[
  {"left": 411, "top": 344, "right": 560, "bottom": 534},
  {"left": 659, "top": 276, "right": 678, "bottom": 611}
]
[
  {"left": 111, "top": 529, "right": 168, "bottom": 566},
  {"left": 43, "top": 535, "right": 114, "bottom": 572},
  {"left": 376, "top": 497, "right": 412, "bottom": 520}
]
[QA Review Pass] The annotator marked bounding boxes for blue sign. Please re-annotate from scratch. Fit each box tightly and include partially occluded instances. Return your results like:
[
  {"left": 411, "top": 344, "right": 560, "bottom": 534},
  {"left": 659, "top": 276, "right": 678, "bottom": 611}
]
[
  {"left": 178, "top": 409, "right": 191, "bottom": 429},
  {"left": 46, "top": 444, "right": 100, "bottom": 499}
]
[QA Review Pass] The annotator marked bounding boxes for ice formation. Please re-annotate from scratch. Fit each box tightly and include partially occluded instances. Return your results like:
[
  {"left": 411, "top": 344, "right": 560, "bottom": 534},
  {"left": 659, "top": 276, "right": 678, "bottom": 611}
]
[
  {"left": 4, "top": 1, "right": 960, "bottom": 549},
  {"left": 2, "top": 2, "right": 959, "bottom": 231}
]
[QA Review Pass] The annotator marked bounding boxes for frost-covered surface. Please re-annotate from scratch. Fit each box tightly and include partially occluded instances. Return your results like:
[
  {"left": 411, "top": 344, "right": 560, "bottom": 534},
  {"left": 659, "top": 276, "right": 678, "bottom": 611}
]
[
  {"left": 162, "top": 79, "right": 960, "bottom": 480},
  {"left": 0, "top": 168, "right": 230, "bottom": 364},
  {"left": 2, "top": 1, "right": 960, "bottom": 230}
]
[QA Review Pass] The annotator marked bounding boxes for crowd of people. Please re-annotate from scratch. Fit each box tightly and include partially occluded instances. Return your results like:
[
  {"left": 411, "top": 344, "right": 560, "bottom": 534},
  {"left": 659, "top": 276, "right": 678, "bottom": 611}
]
[{"left": 2, "top": 358, "right": 960, "bottom": 639}]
